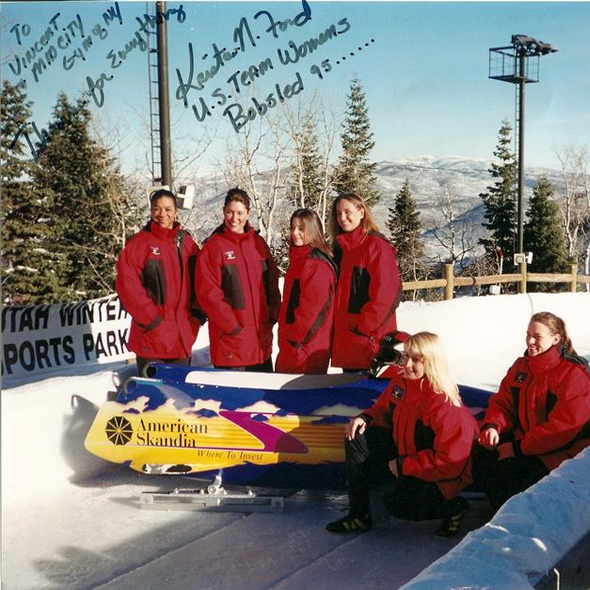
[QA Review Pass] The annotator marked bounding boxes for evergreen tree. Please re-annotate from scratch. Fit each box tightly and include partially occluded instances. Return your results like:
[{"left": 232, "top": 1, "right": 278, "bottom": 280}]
[
  {"left": 387, "top": 179, "right": 424, "bottom": 281},
  {"left": 32, "top": 93, "right": 139, "bottom": 302},
  {"left": 524, "top": 176, "right": 569, "bottom": 291},
  {"left": 1, "top": 80, "right": 62, "bottom": 305},
  {"left": 479, "top": 120, "right": 517, "bottom": 270},
  {"left": 333, "top": 79, "right": 379, "bottom": 205},
  {"left": 287, "top": 116, "right": 324, "bottom": 211}
]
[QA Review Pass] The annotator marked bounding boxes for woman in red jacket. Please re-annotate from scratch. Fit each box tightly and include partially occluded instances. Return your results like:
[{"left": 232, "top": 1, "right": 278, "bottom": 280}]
[
  {"left": 196, "top": 188, "right": 281, "bottom": 371},
  {"left": 116, "top": 189, "right": 203, "bottom": 376},
  {"left": 475, "top": 312, "right": 590, "bottom": 511},
  {"left": 326, "top": 332, "right": 478, "bottom": 537},
  {"left": 276, "top": 209, "right": 337, "bottom": 374},
  {"left": 329, "top": 193, "right": 402, "bottom": 371}
]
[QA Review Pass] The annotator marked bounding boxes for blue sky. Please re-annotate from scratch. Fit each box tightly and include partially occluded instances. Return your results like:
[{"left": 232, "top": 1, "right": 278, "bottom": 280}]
[{"left": 2, "top": 1, "right": 589, "bottom": 177}]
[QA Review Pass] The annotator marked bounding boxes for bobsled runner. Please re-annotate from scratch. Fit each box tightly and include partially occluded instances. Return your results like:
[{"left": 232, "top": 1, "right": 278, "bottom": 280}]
[{"left": 84, "top": 363, "right": 492, "bottom": 490}]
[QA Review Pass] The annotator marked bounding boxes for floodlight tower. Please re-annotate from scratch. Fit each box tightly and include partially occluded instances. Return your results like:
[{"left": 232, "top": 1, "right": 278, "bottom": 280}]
[
  {"left": 146, "top": 1, "right": 172, "bottom": 189},
  {"left": 488, "top": 35, "right": 558, "bottom": 259}
]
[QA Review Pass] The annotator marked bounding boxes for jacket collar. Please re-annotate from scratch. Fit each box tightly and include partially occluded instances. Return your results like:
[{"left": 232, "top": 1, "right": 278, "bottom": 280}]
[
  {"left": 146, "top": 220, "right": 180, "bottom": 240},
  {"left": 336, "top": 225, "right": 366, "bottom": 253},
  {"left": 289, "top": 244, "right": 312, "bottom": 262},
  {"left": 214, "top": 222, "right": 254, "bottom": 243},
  {"left": 525, "top": 345, "right": 562, "bottom": 375}
]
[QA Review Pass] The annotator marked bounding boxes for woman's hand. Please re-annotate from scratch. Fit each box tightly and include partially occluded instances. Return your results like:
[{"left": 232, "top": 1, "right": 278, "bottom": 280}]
[
  {"left": 345, "top": 416, "right": 366, "bottom": 440},
  {"left": 388, "top": 459, "right": 399, "bottom": 478},
  {"left": 478, "top": 427, "right": 500, "bottom": 450},
  {"left": 497, "top": 442, "right": 515, "bottom": 461}
]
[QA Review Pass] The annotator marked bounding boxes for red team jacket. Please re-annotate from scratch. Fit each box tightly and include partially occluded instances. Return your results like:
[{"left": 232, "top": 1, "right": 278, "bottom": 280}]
[
  {"left": 332, "top": 227, "right": 402, "bottom": 370},
  {"left": 116, "top": 221, "right": 201, "bottom": 359},
  {"left": 361, "top": 368, "right": 478, "bottom": 500},
  {"left": 276, "top": 245, "right": 337, "bottom": 374},
  {"left": 196, "top": 223, "right": 281, "bottom": 367},
  {"left": 482, "top": 345, "right": 590, "bottom": 471}
]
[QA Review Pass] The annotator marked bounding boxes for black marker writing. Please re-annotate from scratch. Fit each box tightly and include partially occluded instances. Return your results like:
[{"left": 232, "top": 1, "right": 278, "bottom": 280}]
[
  {"left": 7, "top": 13, "right": 84, "bottom": 85},
  {"left": 85, "top": 72, "right": 114, "bottom": 108},
  {"left": 9, "top": 121, "right": 49, "bottom": 161},
  {"left": 226, "top": 58, "right": 274, "bottom": 94},
  {"left": 176, "top": 41, "right": 242, "bottom": 106},
  {"left": 254, "top": 0, "right": 312, "bottom": 39},
  {"left": 277, "top": 18, "right": 349, "bottom": 65},
  {"left": 223, "top": 71, "right": 305, "bottom": 132}
]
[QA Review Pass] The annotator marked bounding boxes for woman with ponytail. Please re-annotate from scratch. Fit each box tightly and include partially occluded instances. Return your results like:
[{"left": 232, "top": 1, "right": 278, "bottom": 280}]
[{"left": 475, "top": 311, "right": 590, "bottom": 511}]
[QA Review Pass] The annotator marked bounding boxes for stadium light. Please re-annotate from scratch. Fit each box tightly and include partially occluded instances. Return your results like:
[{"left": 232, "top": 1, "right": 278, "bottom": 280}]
[{"left": 488, "top": 35, "right": 558, "bottom": 261}]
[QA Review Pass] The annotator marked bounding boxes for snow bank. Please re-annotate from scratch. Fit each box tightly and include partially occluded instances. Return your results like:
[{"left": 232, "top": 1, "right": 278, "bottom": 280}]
[{"left": 399, "top": 447, "right": 590, "bottom": 590}]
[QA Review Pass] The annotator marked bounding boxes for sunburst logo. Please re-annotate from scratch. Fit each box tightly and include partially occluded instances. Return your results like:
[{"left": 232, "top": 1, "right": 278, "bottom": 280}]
[{"left": 105, "top": 416, "right": 133, "bottom": 445}]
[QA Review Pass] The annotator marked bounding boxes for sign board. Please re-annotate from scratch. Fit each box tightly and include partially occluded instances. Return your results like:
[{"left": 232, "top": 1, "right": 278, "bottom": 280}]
[{"left": 2, "top": 294, "right": 133, "bottom": 382}]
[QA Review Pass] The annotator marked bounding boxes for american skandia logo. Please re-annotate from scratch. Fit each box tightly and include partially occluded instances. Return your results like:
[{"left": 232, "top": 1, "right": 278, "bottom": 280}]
[{"left": 105, "top": 416, "right": 133, "bottom": 445}]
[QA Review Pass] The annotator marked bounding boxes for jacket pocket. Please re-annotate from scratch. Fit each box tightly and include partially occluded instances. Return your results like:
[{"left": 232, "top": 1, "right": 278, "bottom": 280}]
[
  {"left": 348, "top": 267, "right": 371, "bottom": 314},
  {"left": 221, "top": 263, "right": 245, "bottom": 310}
]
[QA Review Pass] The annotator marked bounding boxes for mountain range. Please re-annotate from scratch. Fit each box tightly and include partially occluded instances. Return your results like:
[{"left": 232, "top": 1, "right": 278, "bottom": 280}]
[{"left": 184, "top": 155, "right": 563, "bottom": 259}]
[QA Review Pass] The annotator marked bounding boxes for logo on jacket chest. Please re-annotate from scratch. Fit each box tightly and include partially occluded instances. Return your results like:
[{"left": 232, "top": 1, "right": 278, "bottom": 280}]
[
  {"left": 391, "top": 385, "right": 404, "bottom": 399},
  {"left": 515, "top": 371, "right": 528, "bottom": 383},
  {"left": 150, "top": 246, "right": 161, "bottom": 256},
  {"left": 224, "top": 250, "right": 237, "bottom": 260}
]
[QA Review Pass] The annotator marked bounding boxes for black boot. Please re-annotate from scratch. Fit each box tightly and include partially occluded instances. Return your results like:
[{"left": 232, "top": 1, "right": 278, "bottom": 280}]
[
  {"left": 326, "top": 513, "right": 372, "bottom": 534},
  {"left": 435, "top": 496, "right": 469, "bottom": 537}
]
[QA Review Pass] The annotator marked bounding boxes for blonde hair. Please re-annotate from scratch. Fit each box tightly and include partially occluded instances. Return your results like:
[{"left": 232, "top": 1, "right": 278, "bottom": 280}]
[
  {"left": 404, "top": 332, "right": 461, "bottom": 406},
  {"left": 290, "top": 208, "right": 332, "bottom": 257},
  {"left": 329, "top": 193, "right": 380, "bottom": 244}
]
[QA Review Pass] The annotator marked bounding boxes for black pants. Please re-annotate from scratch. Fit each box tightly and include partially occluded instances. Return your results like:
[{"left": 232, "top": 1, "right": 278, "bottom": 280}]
[
  {"left": 345, "top": 426, "right": 450, "bottom": 520},
  {"left": 136, "top": 356, "right": 190, "bottom": 377},
  {"left": 214, "top": 357, "right": 274, "bottom": 373},
  {"left": 472, "top": 443, "right": 549, "bottom": 511}
]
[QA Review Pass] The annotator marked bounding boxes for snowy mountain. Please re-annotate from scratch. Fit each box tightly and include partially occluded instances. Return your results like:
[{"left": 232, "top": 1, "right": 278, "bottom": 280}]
[
  {"left": 179, "top": 156, "right": 563, "bottom": 258},
  {"left": 371, "top": 156, "right": 563, "bottom": 259}
]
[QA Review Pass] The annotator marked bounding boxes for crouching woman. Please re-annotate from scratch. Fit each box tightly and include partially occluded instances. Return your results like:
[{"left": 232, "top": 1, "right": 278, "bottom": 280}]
[{"left": 326, "top": 332, "right": 478, "bottom": 537}]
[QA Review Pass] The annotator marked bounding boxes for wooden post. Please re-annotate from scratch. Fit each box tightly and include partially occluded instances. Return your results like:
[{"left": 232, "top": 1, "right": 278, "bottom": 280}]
[
  {"left": 571, "top": 263, "right": 578, "bottom": 293},
  {"left": 444, "top": 264, "right": 454, "bottom": 300},
  {"left": 519, "top": 261, "right": 527, "bottom": 294}
]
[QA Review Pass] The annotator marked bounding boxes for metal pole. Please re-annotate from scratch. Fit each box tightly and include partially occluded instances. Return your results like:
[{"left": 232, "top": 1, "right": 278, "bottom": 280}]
[
  {"left": 517, "top": 52, "right": 525, "bottom": 255},
  {"left": 156, "top": 1, "right": 172, "bottom": 188}
]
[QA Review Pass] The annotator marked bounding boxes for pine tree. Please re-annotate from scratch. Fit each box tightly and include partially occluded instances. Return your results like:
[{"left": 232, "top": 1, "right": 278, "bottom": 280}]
[
  {"left": 32, "top": 93, "right": 139, "bottom": 302},
  {"left": 333, "top": 79, "right": 379, "bottom": 205},
  {"left": 388, "top": 179, "right": 424, "bottom": 282},
  {"left": 1, "top": 80, "right": 62, "bottom": 305},
  {"left": 524, "top": 176, "right": 569, "bottom": 291},
  {"left": 479, "top": 120, "right": 517, "bottom": 271}
]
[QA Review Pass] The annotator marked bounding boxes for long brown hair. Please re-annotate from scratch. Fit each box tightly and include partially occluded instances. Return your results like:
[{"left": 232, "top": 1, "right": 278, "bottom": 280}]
[
  {"left": 290, "top": 208, "right": 332, "bottom": 257},
  {"left": 530, "top": 311, "right": 575, "bottom": 354},
  {"left": 329, "top": 193, "right": 379, "bottom": 244}
]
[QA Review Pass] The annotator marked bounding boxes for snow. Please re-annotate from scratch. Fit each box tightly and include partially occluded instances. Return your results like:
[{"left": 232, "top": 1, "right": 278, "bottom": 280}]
[{"left": 2, "top": 292, "right": 590, "bottom": 590}]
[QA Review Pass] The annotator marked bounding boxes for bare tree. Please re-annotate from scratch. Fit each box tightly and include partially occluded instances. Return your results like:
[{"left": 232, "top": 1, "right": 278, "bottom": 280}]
[
  {"left": 219, "top": 110, "right": 289, "bottom": 250},
  {"left": 281, "top": 92, "right": 339, "bottom": 226},
  {"left": 217, "top": 91, "right": 341, "bottom": 250},
  {"left": 555, "top": 145, "right": 590, "bottom": 272},
  {"left": 428, "top": 182, "right": 477, "bottom": 269}
]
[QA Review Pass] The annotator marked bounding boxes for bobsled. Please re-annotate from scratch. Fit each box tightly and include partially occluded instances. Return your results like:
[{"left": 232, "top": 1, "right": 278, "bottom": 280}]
[{"left": 84, "top": 363, "right": 492, "bottom": 489}]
